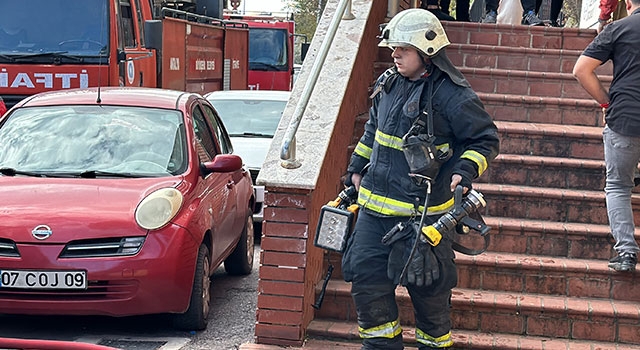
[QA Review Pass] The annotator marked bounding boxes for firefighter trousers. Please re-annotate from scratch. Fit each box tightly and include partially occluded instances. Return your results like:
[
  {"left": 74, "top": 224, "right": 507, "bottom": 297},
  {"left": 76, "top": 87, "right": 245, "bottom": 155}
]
[{"left": 342, "top": 211, "right": 457, "bottom": 349}]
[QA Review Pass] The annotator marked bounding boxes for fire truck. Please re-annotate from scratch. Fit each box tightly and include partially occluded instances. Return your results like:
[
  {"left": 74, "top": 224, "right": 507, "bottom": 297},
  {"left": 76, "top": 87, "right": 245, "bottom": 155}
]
[
  {"left": 0, "top": 0, "right": 248, "bottom": 109},
  {"left": 225, "top": 11, "right": 299, "bottom": 91}
]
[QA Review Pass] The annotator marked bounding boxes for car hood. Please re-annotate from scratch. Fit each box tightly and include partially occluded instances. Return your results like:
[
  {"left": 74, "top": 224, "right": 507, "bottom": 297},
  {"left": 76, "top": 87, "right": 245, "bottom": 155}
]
[
  {"left": 231, "top": 137, "right": 273, "bottom": 170},
  {"left": 0, "top": 177, "right": 182, "bottom": 244}
]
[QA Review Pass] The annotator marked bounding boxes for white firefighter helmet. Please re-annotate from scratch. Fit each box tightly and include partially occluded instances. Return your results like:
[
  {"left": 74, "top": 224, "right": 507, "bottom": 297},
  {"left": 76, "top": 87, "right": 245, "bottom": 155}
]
[{"left": 378, "top": 8, "right": 450, "bottom": 57}]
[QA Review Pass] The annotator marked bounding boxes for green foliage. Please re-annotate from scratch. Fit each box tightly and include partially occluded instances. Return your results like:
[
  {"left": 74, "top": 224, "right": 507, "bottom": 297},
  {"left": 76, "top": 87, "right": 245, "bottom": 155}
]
[
  {"left": 286, "top": 0, "right": 326, "bottom": 40},
  {"left": 285, "top": 0, "right": 327, "bottom": 63}
]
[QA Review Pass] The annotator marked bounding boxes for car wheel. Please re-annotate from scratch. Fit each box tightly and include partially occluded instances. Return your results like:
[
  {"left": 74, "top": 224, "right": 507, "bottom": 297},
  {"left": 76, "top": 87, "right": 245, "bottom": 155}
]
[
  {"left": 173, "top": 244, "right": 211, "bottom": 331},
  {"left": 224, "top": 210, "right": 255, "bottom": 275}
]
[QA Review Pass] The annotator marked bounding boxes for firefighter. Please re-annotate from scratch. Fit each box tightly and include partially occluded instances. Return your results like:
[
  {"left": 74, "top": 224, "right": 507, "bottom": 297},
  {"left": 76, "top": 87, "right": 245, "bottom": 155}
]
[{"left": 341, "top": 8, "right": 499, "bottom": 349}]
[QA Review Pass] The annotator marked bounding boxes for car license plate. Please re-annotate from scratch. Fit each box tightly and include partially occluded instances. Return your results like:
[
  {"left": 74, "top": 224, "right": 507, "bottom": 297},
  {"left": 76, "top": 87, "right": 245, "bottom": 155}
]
[{"left": 0, "top": 270, "right": 87, "bottom": 290}]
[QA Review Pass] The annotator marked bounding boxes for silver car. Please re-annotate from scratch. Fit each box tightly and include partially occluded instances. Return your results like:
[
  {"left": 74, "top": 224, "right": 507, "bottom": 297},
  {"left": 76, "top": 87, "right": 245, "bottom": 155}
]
[{"left": 205, "top": 90, "right": 290, "bottom": 233}]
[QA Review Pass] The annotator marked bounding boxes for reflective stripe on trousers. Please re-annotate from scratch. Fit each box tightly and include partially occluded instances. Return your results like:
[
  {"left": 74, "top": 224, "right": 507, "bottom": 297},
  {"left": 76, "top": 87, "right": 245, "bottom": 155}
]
[
  {"left": 359, "top": 318, "right": 402, "bottom": 339},
  {"left": 416, "top": 329, "right": 453, "bottom": 348}
]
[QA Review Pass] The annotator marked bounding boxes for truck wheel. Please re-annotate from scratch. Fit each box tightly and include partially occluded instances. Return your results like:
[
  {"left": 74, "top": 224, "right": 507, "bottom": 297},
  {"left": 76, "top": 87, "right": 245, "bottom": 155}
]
[
  {"left": 224, "top": 211, "right": 254, "bottom": 275},
  {"left": 173, "top": 244, "right": 210, "bottom": 331}
]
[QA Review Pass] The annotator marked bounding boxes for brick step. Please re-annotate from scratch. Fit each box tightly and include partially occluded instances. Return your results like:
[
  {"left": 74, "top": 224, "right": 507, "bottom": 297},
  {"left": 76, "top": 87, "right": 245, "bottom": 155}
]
[
  {"left": 455, "top": 251, "right": 640, "bottom": 302},
  {"left": 461, "top": 67, "right": 612, "bottom": 100},
  {"left": 323, "top": 248, "right": 640, "bottom": 303},
  {"left": 474, "top": 182, "right": 640, "bottom": 225},
  {"left": 441, "top": 21, "right": 597, "bottom": 51},
  {"left": 371, "top": 63, "right": 611, "bottom": 100},
  {"left": 377, "top": 43, "right": 613, "bottom": 75},
  {"left": 479, "top": 92, "right": 603, "bottom": 127},
  {"left": 474, "top": 216, "right": 640, "bottom": 259},
  {"left": 496, "top": 121, "right": 604, "bottom": 160},
  {"left": 446, "top": 43, "right": 613, "bottom": 75},
  {"left": 314, "top": 281, "right": 640, "bottom": 345},
  {"left": 478, "top": 153, "right": 605, "bottom": 191},
  {"left": 304, "top": 319, "right": 640, "bottom": 350},
  {"left": 322, "top": 216, "right": 639, "bottom": 282}
]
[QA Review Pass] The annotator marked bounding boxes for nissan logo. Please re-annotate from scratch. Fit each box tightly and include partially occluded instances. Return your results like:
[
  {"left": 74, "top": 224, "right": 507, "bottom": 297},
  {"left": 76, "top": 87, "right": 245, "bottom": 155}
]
[{"left": 32, "top": 225, "right": 53, "bottom": 240}]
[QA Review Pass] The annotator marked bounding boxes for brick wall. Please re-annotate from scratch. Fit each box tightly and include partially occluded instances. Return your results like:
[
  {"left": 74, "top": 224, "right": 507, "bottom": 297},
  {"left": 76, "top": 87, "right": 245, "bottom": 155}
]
[{"left": 252, "top": 0, "right": 388, "bottom": 346}]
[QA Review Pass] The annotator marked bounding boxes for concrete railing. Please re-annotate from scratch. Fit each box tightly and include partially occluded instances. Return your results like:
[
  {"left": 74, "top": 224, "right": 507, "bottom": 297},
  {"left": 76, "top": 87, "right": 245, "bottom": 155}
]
[{"left": 279, "top": 0, "right": 355, "bottom": 169}]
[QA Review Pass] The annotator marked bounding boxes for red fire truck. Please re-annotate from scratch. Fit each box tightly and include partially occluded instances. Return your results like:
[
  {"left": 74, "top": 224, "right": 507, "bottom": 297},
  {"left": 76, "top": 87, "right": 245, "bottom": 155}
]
[
  {"left": 225, "top": 12, "right": 297, "bottom": 91},
  {"left": 0, "top": 0, "right": 248, "bottom": 109}
]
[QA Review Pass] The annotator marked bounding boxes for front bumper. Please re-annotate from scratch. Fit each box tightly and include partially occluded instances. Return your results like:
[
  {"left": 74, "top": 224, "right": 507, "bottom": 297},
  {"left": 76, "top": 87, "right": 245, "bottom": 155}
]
[{"left": 0, "top": 224, "right": 200, "bottom": 317}]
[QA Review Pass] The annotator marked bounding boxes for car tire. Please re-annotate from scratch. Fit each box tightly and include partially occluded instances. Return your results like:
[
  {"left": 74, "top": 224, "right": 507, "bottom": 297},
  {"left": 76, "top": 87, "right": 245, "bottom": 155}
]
[
  {"left": 173, "top": 243, "right": 211, "bottom": 331},
  {"left": 224, "top": 210, "right": 255, "bottom": 275}
]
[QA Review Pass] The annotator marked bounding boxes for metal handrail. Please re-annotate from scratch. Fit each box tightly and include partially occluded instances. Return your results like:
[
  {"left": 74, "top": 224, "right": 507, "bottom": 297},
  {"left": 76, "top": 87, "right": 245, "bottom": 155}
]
[{"left": 280, "top": 0, "right": 354, "bottom": 169}]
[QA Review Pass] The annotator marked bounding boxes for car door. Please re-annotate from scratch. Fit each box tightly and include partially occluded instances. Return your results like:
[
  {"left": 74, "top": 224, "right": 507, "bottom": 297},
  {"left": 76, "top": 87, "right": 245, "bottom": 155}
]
[
  {"left": 116, "top": 0, "right": 156, "bottom": 87},
  {"left": 201, "top": 102, "right": 244, "bottom": 233},
  {"left": 191, "top": 105, "right": 236, "bottom": 261}
]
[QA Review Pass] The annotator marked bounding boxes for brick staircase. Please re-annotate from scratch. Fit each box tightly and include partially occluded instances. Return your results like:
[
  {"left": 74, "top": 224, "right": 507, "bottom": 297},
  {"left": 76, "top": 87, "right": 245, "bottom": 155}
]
[{"left": 306, "top": 23, "right": 640, "bottom": 349}]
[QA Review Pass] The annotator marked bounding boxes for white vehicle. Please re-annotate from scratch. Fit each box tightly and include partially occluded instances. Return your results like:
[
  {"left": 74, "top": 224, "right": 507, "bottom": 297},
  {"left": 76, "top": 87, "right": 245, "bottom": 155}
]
[{"left": 205, "top": 90, "right": 290, "bottom": 233}]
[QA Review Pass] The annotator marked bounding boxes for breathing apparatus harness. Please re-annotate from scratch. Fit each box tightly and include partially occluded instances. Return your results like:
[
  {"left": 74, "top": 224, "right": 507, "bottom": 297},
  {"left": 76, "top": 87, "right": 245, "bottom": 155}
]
[{"left": 388, "top": 74, "right": 491, "bottom": 285}]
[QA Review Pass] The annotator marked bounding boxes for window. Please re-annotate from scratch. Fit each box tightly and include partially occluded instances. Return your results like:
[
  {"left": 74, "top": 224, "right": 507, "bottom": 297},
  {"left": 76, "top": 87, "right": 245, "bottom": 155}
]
[
  {"left": 202, "top": 104, "right": 233, "bottom": 155},
  {"left": 192, "top": 106, "right": 218, "bottom": 163},
  {"left": 249, "top": 28, "right": 288, "bottom": 70},
  {"left": 120, "top": 0, "right": 137, "bottom": 48},
  {"left": 133, "top": 0, "right": 145, "bottom": 47}
]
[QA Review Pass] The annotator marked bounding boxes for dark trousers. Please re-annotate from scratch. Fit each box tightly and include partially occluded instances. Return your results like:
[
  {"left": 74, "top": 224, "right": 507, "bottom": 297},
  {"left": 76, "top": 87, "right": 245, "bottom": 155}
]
[
  {"left": 485, "top": 0, "right": 499, "bottom": 12},
  {"left": 342, "top": 211, "right": 457, "bottom": 349},
  {"left": 522, "top": 0, "right": 563, "bottom": 21},
  {"left": 440, "top": 0, "right": 470, "bottom": 21}
]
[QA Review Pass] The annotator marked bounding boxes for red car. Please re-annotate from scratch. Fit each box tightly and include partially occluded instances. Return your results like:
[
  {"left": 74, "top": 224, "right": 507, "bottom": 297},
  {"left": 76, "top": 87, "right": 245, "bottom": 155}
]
[{"left": 0, "top": 87, "right": 255, "bottom": 330}]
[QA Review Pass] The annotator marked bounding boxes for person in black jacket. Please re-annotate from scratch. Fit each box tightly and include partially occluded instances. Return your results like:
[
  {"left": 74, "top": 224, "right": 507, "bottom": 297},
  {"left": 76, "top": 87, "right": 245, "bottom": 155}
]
[
  {"left": 573, "top": 0, "right": 640, "bottom": 272},
  {"left": 341, "top": 8, "right": 499, "bottom": 350}
]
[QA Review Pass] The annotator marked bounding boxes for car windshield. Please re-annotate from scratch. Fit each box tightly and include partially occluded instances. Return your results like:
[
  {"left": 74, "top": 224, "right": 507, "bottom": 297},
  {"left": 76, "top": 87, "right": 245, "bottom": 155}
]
[
  {"left": 0, "top": 105, "right": 187, "bottom": 177},
  {"left": 0, "top": 0, "right": 109, "bottom": 58},
  {"left": 209, "top": 99, "right": 286, "bottom": 138}
]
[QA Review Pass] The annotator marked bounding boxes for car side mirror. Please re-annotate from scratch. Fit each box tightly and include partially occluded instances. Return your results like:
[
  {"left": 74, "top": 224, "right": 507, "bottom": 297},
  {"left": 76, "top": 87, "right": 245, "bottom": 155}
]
[
  {"left": 144, "top": 20, "right": 163, "bottom": 51},
  {"left": 301, "top": 42, "right": 310, "bottom": 62},
  {"left": 201, "top": 154, "right": 243, "bottom": 176}
]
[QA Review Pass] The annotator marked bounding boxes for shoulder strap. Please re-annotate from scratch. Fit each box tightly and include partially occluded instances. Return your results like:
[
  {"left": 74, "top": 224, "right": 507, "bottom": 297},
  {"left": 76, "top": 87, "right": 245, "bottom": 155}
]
[
  {"left": 408, "top": 77, "right": 435, "bottom": 138},
  {"left": 369, "top": 67, "right": 399, "bottom": 99}
]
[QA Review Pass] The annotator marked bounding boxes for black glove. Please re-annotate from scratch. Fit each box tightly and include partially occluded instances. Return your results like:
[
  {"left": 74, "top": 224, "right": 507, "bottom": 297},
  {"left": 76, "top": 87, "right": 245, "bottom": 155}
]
[
  {"left": 382, "top": 222, "right": 414, "bottom": 285},
  {"left": 401, "top": 232, "right": 440, "bottom": 287}
]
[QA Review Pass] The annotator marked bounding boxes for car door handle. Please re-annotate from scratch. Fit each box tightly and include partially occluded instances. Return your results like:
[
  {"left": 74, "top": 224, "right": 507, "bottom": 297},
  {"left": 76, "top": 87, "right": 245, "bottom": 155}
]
[{"left": 226, "top": 180, "right": 235, "bottom": 188}]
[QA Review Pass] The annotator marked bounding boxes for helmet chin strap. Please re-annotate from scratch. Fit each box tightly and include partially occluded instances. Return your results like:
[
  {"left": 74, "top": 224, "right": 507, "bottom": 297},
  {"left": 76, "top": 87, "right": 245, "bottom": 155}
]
[{"left": 419, "top": 56, "right": 433, "bottom": 79}]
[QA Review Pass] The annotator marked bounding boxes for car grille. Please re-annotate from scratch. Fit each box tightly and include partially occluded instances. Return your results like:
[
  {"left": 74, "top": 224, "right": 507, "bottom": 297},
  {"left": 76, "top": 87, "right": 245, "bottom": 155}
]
[
  {"left": 0, "top": 238, "right": 19, "bottom": 257},
  {"left": 0, "top": 280, "right": 138, "bottom": 300},
  {"left": 59, "top": 237, "right": 145, "bottom": 258}
]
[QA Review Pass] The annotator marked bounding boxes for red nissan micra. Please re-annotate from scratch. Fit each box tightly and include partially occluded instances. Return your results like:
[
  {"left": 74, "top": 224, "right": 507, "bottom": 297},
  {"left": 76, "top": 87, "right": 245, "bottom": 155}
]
[{"left": 0, "top": 87, "right": 255, "bottom": 330}]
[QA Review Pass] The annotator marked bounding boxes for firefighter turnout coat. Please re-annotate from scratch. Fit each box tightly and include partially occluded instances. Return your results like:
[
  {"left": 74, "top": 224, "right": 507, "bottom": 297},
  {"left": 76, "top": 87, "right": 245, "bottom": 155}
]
[{"left": 347, "top": 66, "right": 499, "bottom": 218}]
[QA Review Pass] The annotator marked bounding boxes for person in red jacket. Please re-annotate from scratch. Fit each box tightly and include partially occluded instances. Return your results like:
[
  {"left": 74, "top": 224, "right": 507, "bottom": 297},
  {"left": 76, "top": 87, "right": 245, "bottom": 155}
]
[{"left": 598, "top": 0, "right": 628, "bottom": 32}]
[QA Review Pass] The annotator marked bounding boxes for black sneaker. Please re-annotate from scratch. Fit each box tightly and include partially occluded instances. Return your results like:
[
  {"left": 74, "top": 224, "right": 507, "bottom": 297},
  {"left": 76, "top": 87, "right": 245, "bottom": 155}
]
[
  {"left": 608, "top": 252, "right": 637, "bottom": 272},
  {"left": 522, "top": 11, "right": 544, "bottom": 26}
]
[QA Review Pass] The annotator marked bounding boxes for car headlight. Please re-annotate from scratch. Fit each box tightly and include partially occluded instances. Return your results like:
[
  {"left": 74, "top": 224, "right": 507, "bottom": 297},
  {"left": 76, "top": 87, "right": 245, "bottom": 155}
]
[{"left": 135, "top": 188, "right": 184, "bottom": 230}]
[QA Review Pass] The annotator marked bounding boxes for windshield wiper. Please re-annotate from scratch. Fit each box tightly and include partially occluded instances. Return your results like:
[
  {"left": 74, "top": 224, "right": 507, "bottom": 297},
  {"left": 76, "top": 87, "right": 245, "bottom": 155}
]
[
  {"left": 0, "top": 167, "right": 45, "bottom": 177},
  {"left": 79, "top": 170, "right": 150, "bottom": 178},
  {"left": 13, "top": 51, "right": 83, "bottom": 62},
  {"left": 230, "top": 132, "right": 273, "bottom": 137},
  {"left": 249, "top": 62, "right": 284, "bottom": 71},
  {"left": 0, "top": 54, "right": 14, "bottom": 62}
]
